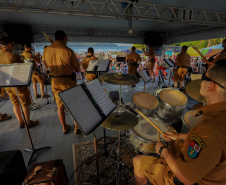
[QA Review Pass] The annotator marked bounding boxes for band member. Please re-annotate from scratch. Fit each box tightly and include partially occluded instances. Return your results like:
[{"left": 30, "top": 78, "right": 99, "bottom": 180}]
[
  {"left": 133, "top": 59, "right": 226, "bottom": 185},
  {"left": 21, "top": 43, "right": 49, "bottom": 99},
  {"left": 43, "top": 30, "right": 81, "bottom": 134},
  {"left": 143, "top": 45, "right": 156, "bottom": 81},
  {"left": 173, "top": 46, "right": 191, "bottom": 88},
  {"left": 0, "top": 37, "right": 39, "bottom": 128},
  {"left": 201, "top": 38, "right": 226, "bottom": 67},
  {"left": 126, "top": 46, "right": 141, "bottom": 87},
  {"left": 81, "top": 47, "right": 99, "bottom": 82}
]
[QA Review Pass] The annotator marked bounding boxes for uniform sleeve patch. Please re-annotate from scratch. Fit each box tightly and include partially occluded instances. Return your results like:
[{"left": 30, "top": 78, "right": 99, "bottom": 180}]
[{"left": 188, "top": 135, "right": 206, "bottom": 159}]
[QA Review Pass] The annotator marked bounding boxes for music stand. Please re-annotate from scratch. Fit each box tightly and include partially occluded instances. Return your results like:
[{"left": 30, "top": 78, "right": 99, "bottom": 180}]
[
  {"left": 138, "top": 70, "right": 151, "bottom": 92},
  {"left": 59, "top": 79, "right": 116, "bottom": 184},
  {"left": 0, "top": 63, "right": 50, "bottom": 166}
]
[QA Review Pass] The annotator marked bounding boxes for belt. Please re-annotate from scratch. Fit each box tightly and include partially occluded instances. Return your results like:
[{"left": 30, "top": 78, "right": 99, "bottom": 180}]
[
  {"left": 178, "top": 66, "right": 188, "bottom": 68},
  {"left": 51, "top": 75, "right": 73, "bottom": 78}
]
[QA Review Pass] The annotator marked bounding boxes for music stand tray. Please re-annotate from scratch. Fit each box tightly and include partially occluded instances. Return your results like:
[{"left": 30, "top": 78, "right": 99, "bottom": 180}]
[
  {"left": 138, "top": 70, "right": 151, "bottom": 92},
  {"left": 0, "top": 63, "right": 50, "bottom": 166},
  {"left": 163, "top": 58, "right": 175, "bottom": 68}
]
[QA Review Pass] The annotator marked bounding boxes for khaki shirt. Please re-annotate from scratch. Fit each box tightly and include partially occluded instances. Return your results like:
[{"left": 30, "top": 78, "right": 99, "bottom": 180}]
[
  {"left": 43, "top": 41, "right": 79, "bottom": 76},
  {"left": 20, "top": 51, "right": 40, "bottom": 66},
  {"left": 176, "top": 102, "right": 226, "bottom": 184},
  {"left": 0, "top": 49, "right": 23, "bottom": 64},
  {"left": 126, "top": 51, "right": 141, "bottom": 64},
  {"left": 81, "top": 55, "right": 99, "bottom": 70},
  {"left": 176, "top": 52, "right": 191, "bottom": 67}
]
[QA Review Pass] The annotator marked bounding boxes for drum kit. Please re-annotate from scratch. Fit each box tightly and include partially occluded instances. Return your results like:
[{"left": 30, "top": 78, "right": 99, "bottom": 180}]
[{"left": 99, "top": 72, "right": 203, "bottom": 184}]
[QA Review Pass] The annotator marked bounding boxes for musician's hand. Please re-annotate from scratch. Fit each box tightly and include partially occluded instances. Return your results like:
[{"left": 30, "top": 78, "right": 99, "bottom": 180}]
[
  {"left": 163, "top": 132, "right": 180, "bottom": 141},
  {"left": 156, "top": 142, "right": 167, "bottom": 155}
]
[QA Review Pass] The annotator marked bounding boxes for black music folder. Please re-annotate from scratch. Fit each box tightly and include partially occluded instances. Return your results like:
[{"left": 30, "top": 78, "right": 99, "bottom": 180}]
[
  {"left": 163, "top": 58, "right": 175, "bottom": 68},
  {"left": 138, "top": 70, "right": 151, "bottom": 83},
  {"left": 0, "top": 63, "right": 33, "bottom": 87},
  {"left": 58, "top": 79, "right": 116, "bottom": 136}
]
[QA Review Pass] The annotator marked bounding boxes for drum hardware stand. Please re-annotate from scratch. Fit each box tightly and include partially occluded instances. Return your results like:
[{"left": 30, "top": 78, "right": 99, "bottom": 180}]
[
  {"left": 38, "top": 75, "right": 56, "bottom": 110},
  {"left": 15, "top": 88, "right": 51, "bottom": 166}
]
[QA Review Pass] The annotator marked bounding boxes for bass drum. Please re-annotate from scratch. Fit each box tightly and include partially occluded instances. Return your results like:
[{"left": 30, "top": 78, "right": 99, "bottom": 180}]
[
  {"left": 129, "top": 116, "right": 176, "bottom": 154},
  {"left": 181, "top": 110, "right": 203, "bottom": 133}
]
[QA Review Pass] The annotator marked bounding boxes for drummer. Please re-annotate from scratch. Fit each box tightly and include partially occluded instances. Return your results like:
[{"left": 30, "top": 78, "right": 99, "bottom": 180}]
[{"left": 133, "top": 59, "right": 226, "bottom": 185}]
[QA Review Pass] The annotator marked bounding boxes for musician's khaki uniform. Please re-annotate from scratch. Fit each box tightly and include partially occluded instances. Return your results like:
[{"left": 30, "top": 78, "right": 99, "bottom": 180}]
[
  {"left": 0, "top": 49, "right": 31, "bottom": 107},
  {"left": 81, "top": 55, "right": 99, "bottom": 81},
  {"left": 20, "top": 51, "right": 44, "bottom": 84},
  {"left": 174, "top": 52, "right": 191, "bottom": 82},
  {"left": 140, "top": 102, "right": 226, "bottom": 185},
  {"left": 126, "top": 51, "right": 141, "bottom": 75},
  {"left": 43, "top": 41, "right": 80, "bottom": 108}
]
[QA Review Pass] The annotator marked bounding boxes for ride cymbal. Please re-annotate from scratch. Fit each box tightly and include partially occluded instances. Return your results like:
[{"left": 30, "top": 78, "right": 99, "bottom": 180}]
[
  {"left": 100, "top": 73, "right": 140, "bottom": 85},
  {"left": 102, "top": 111, "right": 138, "bottom": 130},
  {"left": 186, "top": 79, "right": 206, "bottom": 103}
]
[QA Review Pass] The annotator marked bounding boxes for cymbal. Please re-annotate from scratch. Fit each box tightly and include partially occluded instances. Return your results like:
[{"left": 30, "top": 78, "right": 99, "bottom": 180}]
[
  {"left": 186, "top": 79, "right": 206, "bottom": 103},
  {"left": 102, "top": 111, "right": 138, "bottom": 130},
  {"left": 100, "top": 73, "right": 140, "bottom": 85}
]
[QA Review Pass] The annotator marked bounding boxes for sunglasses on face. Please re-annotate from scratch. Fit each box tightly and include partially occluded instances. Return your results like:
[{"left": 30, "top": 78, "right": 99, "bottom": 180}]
[{"left": 202, "top": 73, "right": 225, "bottom": 89}]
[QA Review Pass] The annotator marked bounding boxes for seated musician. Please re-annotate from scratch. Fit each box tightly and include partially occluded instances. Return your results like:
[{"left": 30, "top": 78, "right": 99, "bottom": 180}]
[
  {"left": 173, "top": 46, "right": 191, "bottom": 89},
  {"left": 81, "top": 47, "right": 99, "bottom": 82},
  {"left": 133, "top": 59, "right": 226, "bottom": 185},
  {"left": 0, "top": 37, "right": 39, "bottom": 128},
  {"left": 21, "top": 43, "right": 49, "bottom": 99}
]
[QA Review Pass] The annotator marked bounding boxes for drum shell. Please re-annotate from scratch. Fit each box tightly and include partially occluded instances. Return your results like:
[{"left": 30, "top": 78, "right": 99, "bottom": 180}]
[
  {"left": 157, "top": 99, "right": 186, "bottom": 124},
  {"left": 129, "top": 129, "right": 157, "bottom": 154},
  {"left": 181, "top": 118, "right": 191, "bottom": 133},
  {"left": 132, "top": 102, "right": 156, "bottom": 117}
]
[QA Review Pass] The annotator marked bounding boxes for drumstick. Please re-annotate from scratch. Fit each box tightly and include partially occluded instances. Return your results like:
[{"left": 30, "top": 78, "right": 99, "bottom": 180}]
[
  {"left": 135, "top": 108, "right": 164, "bottom": 134},
  {"left": 157, "top": 122, "right": 161, "bottom": 142}
]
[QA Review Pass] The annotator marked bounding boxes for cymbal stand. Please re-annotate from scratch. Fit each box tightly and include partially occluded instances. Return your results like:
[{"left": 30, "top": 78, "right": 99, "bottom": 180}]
[{"left": 15, "top": 88, "right": 50, "bottom": 166}]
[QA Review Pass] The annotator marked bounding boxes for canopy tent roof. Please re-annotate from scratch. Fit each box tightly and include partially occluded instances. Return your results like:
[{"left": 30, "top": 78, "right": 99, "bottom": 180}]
[
  {"left": 0, "top": 0, "right": 226, "bottom": 44},
  {"left": 201, "top": 44, "right": 223, "bottom": 58}
]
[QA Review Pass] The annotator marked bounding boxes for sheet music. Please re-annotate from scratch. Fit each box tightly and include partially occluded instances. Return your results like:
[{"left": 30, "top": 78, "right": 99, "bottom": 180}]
[
  {"left": 97, "top": 60, "right": 110, "bottom": 72},
  {"left": 0, "top": 63, "right": 33, "bottom": 87},
  {"left": 59, "top": 85, "right": 102, "bottom": 135},
  {"left": 138, "top": 70, "right": 151, "bottom": 83},
  {"left": 86, "top": 60, "right": 99, "bottom": 71},
  {"left": 86, "top": 79, "right": 116, "bottom": 116}
]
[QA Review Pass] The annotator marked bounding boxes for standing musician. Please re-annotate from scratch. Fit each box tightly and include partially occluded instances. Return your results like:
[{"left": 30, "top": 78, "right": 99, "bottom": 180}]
[
  {"left": 173, "top": 46, "right": 191, "bottom": 88},
  {"left": 126, "top": 46, "right": 141, "bottom": 87},
  {"left": 143, "top": 45, "right": 156, "bottom": 81},
  {"left": 81, "top": 47, "right": 99, "bottom": 82},
  {"left": 0, "top": 37, "right": 39, "bottom": 128},
  {"left": 43, "top": 30, "right": 81, "bottom": 134},
  {"left": 20, "top": 43, "right": 49, "bottom": 99},
  {"left": 133, "top": 59, "right": 226, "bottom": 185}
]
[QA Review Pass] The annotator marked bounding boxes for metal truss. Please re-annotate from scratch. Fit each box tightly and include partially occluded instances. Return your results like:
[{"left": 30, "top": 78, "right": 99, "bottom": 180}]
[
  {"left": 32, "top": 27, "right": 144, "bottom": 43},
  {"left": 0, "top": 0, "right": 226, "bottom": 26}
]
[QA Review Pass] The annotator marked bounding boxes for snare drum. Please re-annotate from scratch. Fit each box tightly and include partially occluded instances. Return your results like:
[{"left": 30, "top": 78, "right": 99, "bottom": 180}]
[
  {"left": 182, "top": 110, "right": 203, "bottom": 133},
  {"left": 129, "top": 116, "right": 175, "bottom": 154},
  {"left": 132, "top": 92, "right": 159, "bottom": 116},
  {"left": 157, "top": 89, "right": 187, "bottom": 124}
]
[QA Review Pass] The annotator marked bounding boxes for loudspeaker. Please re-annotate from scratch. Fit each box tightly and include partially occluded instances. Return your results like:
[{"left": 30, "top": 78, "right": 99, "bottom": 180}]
[
  {"left": 0, "top": 150, "right": 27, "bottom": 185},
  {"left": 3, "top": 24, "right": 33, "bottom": 44},
  {"left": 144, "top": 32, "right": 163, "bottom": 46}
]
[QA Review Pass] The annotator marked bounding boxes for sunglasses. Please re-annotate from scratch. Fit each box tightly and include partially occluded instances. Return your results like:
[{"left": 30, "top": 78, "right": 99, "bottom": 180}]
[{"left": 202, "top": 73, "right": 225, "bottom": 89}]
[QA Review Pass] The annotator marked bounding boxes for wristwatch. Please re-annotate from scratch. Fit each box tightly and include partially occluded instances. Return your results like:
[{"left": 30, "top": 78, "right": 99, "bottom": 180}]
[{"left": 159, "top": 146, "right": 168, "bottom": 155}]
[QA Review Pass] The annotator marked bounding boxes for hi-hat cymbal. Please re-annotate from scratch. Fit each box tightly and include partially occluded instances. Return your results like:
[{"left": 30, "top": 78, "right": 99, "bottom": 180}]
[
  {"left": 186, "top": 79, "right": 206, "bottom": 103},
  {"left": 100, "top": 73, "right": 140, "bottom": 85},
  {"left": 102, "top": 111, "right": 138, "bottom": 130}
]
